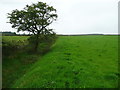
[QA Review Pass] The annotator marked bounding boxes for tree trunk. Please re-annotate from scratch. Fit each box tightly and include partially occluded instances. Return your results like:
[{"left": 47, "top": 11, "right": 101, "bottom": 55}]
[{"left": 34, "top": 34, "right": 39, "bottom": 52}]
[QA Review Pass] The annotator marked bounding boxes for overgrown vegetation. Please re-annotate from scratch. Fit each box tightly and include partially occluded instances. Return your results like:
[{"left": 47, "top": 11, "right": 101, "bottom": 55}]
[
  {"left": 2, "top": 38, "right": 27, "bottom": 57},
  {"left": 27, "top": 33, "right": 57, "bottom": 54},
  {"left": 2, "top": 34, "right": 57, "bottom": 88}
]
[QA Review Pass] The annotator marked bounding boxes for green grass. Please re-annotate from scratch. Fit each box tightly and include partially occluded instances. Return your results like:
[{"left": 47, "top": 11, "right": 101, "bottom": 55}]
[
  {"left": 2, "top": 36, "right": 39, "bottom": 88},
  {"left": 3, "top": 35, "right": 119, "bottom": 88},
  {"left": 3, "top": 51, "right": 41, "bottom": 88}
]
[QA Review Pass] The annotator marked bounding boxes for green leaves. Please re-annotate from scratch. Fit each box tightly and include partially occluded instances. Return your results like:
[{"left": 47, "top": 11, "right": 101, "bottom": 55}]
[
  {"left": 7, "top": 1, "right": 58, "bottom": 52},
  {"left": 7, "top": 1, "right": 58, "bottom": 35}
]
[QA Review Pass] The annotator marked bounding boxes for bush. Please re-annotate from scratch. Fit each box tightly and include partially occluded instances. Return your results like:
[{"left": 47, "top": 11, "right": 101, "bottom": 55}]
[
  {"left": 2, "top": 38, "right": 27, "bottom": 57},
  {"left": 27, "top": 33, "right": 57, "bottom": 54},
  {"left": 2, "top": 33, "right": 57, "bottom": 57}
]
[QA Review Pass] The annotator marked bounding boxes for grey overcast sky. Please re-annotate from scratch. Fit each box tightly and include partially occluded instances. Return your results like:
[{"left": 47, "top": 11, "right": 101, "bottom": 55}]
[{"left": 0, "top": 0, "right": 119, "bottom": 34}]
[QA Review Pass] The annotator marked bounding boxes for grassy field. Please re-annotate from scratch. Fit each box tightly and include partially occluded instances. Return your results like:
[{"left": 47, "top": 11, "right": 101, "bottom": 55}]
[{"left": 3, "top": 35, "right": 119, "bottom": 88}]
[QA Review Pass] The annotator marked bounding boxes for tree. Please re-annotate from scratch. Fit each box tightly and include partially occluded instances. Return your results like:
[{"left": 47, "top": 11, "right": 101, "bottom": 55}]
[{"left": 7, "top": 1, "right": 58, "bottom": 52}]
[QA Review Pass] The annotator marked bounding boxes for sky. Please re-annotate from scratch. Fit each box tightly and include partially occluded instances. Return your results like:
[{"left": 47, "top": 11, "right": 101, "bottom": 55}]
[{"left": 0, "top": 0, "right": 119, "bottom": 34}]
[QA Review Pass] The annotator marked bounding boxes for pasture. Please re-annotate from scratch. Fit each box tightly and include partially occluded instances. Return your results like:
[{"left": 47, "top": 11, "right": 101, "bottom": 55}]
[{"left": 2, "top": 35, "right": 119, "bottom": 88}]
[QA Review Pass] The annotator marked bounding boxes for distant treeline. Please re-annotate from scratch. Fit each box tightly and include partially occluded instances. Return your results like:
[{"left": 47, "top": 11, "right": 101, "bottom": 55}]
[
  {"left": 57, "top": 34, "right": 104, "bottom": 36},
  {"left": 57, "top": 34, "right": 119, "bottom": 36},
  {"left": 0, "top": 32, "right": 119, "bottom": 36},
  {"left": 0, "top": 32, "right": 31, "bottom": 36}
]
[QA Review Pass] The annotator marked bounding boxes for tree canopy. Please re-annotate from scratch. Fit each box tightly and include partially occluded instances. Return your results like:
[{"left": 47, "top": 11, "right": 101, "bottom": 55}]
[
  {"left": 7, "top": 1, "right": 58, "bottom": 52},
  {"left": 7, "top": 1, "right": 58, "bottom": 35}
]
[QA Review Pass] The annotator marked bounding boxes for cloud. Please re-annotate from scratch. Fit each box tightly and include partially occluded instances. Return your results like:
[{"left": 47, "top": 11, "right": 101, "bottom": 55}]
[{"left": 0, "top": 0, "right": 118, "bottom": 34}]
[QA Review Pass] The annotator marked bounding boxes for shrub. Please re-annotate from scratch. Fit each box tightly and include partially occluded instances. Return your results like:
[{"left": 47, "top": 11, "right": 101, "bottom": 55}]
[
  {"left": 2, "top": 38, "right": 27, "bottom": 57},
  {"left": 27, "top": 33, "right": 57, "bottom": 54}
]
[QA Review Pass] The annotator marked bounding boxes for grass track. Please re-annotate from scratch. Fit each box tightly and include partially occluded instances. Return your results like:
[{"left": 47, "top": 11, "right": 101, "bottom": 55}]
[{"left": 7, "top": 35, "right": 118, "bottom": 88}]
